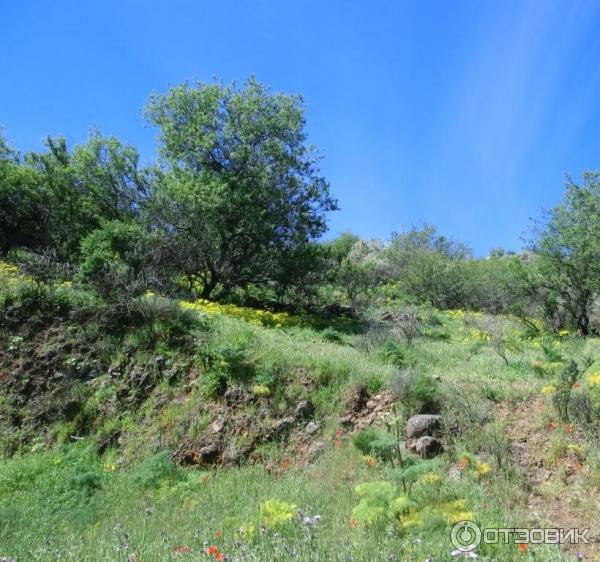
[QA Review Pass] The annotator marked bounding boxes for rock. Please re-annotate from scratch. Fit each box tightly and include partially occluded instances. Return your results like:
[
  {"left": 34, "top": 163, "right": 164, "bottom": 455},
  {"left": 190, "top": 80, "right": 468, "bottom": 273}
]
[
  {"left": 211, "top": 414, "right": 226, "bottom": 434},
  {"left": 343, "top": 384, "right": 370, "bottom": 414},
  {"left": 340, "top": 389, "right": 396, "bottom": 430},
  {"left": 412, "top": 436, "right": 443, "bottom": 458},
  {"left": 224, "top": 386, "right": 247, "bottom": 407},
  {"left": 406, "top": 414, "right": 442, "bottom": 439},
  {"left": 294, "top": 399, "right": 314, "bottom": 420},
  {"left": 269, "top": 416, "right": 295, "bottom": 437},
  {"left": 198, "top": 442, "right": 220, "bottom": 463},
  {"left": 221, "top": 443, "right": 239, "bottom": 465},
  {"left": 305, "top": 421, "right": 321, "bottom": 435},
  {"left": 306, "top": 441, "right": 326, "bottom": 462}
]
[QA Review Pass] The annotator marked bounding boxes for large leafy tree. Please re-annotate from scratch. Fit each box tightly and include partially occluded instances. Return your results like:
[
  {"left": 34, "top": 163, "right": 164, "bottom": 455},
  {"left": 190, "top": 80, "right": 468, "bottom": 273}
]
[
  {"left": 145, "top": 77, "right": 337, "bottom": 299},
  {"left": 532, "top": 172, "right": 600, "bottom": 335}
]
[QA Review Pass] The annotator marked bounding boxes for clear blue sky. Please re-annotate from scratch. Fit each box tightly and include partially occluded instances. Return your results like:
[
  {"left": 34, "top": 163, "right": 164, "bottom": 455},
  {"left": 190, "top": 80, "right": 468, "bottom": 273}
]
[{"left": 2, "top": 1, "right": 600, "bottom": 254}]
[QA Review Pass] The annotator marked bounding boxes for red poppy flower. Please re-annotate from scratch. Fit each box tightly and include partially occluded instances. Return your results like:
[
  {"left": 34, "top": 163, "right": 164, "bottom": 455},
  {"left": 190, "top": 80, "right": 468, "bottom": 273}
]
[
  {"left": 208, "top": 546, "right": 218, "bottom": 555},
  {"left": 350, "top": 519, "right": 359, "bottom": 528},
  {"left": 518, "top": 543, "right": 528, "bottom": 553},
  {"left": 215, "top": 553, "right": 224, "bottom": 561},
  {"left": 214, "top": 530, "right": 223, "bottom": 538}
]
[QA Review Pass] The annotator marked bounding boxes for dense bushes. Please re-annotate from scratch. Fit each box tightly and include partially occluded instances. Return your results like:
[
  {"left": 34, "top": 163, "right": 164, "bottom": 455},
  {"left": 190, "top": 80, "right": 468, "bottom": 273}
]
[{"left": 2, "top": 79, "right": 600, "bottom": 334}]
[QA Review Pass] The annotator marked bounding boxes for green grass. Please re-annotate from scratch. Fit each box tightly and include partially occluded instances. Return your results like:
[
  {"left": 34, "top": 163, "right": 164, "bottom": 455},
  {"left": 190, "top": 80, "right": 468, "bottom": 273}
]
[{"left": 1, "top": 305, "right": 595, "bottom": 561}]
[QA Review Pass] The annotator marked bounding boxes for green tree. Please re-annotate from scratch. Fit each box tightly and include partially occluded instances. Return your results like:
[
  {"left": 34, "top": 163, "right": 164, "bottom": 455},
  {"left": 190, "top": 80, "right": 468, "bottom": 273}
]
[
  {"left": 384, "top": 224, "right": 471, "bottom": 308},
  {"left": 145, "top": 77, "right": 337, "bottom": 299},
  {"left": 532, "top": 173, "right": 600, "bottom": 335},
  {"left": 0, "top": 132, "right": 149, "bottom": 259},
  {"left": 78, "top": 220, "right": 168, "bottom": 304},
  {"left": 0, "top": 134, "right": 49, "bottom": 253}
]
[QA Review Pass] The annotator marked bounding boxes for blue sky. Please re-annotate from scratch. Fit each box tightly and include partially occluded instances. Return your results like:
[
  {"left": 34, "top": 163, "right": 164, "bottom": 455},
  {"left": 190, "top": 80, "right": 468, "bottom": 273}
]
[{"left": 2, "top": 1, "right": 600, "bottom": 254}]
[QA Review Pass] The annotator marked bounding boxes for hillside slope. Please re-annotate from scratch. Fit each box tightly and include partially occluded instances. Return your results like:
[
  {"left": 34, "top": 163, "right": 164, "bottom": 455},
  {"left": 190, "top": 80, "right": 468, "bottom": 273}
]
[{"left": 1, "top": 295, "right": 600, "bottom": 561}]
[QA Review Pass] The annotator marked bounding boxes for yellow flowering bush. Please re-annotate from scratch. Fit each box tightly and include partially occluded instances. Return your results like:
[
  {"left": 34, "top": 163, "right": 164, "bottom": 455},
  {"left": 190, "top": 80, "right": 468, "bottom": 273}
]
[
  {"left": 0, "top": 261, "right": 29, "bottom": 290},
  {"left": 180, "top": 299, "right": 299, "bottom": 328}
]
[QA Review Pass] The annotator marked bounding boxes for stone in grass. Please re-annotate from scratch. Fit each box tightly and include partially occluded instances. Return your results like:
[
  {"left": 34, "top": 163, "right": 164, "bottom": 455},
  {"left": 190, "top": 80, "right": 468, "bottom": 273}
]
[
  {"left": 406, "top": 414, "right": 442, "bottom": 439},
  {"left": 413, "top": 436, "right": 443, "bottom": 458}
]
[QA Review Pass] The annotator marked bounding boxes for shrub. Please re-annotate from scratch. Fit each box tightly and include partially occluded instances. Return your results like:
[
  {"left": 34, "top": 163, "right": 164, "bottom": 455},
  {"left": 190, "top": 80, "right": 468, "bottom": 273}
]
[
  {"left": 365, "top": 373, "right": 385, "bottom": 394},
  {"left": 319, "top": 327, "right": 345, "bottom": 344},
  {"left": 388, "top": 306, "right": 422, "bottom": 345},
  {"left": 377, "top": 341, "right": 411, "bottom": 368},
  {"left": 551, "top": 359, "right": 592, "bottom": 422},
  {"left": 259, "top": 499, "right": 297, "bottom": 529},
  {"left": 132, "top": 451, "right": 177, "bottom": 489},
  {"left": 78, "top": 220, "right": 170, "bottom": 309},
  {"left": 390, "top": 369, "right": 439, "bottom": 415}
]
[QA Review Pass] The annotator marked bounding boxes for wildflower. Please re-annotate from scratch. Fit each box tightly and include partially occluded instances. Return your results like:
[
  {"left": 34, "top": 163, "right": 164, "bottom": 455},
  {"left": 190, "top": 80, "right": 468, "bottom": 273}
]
[
  {"left": 541, "top": 385, "right": 556, "bottom": 395},
  {"left": 215, "top": 553, "right": 224, "bottom": 561},
  {"left": 449, "top": 512, "right": 475, "bottom": 524},
  {"left": 588, "top": 374, "right": 600, "bottom": 387},
  {"left": 564, "top": 425, "right": 574, "bottom": 433},
  {"left": 236, "top": 523, "right": 256, "bottom": 540},
  {"left": 363, "top": 455, "right": 378, "bottom": 467},
  {"left": 173, "top": 544, "right": 191, "bottom": 554},
  {"left": 474, "top": 462, "right": 493, "bottom": 476},
  {"left": 208, "top": 546, "right": 218, "bottom": 555},
  {"left": 302, "top": 515, "right": 321, "bottom": 526},
  {"left": 350, "top": 519, "right": 359, "bottom": 528},
  {"left": 558, "top": 330, "right": 570, "bottom": 337},
  {"left": 547, "top": 422, "right": 557, "bottom": 432},
  {"left": 457, "top": 456, "right": 470, "bottom": 470},
  {"left": 420, "top": 472, "right": 442, "bottom": 485},
  {"left": 518, "top": 543, "right": 528, "bottom": 553}
]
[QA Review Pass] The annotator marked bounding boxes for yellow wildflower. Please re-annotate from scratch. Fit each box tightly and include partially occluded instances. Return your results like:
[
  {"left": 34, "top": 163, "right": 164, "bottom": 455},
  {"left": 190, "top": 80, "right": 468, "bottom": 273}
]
[
  {"left": 588, "top": 374, "right": 600, "bottom": 387},
  {"left": 449, "top": 511, "right": 475, "bottom": 523},
  {"left": 541, "top": 385, "right": 556, "bottom": 395},
  {"left": 420, "top": 472, "right": 442, "bottom": 485},
  {"left": 474, "top": 462, "right": 493, "bottom": 476}
]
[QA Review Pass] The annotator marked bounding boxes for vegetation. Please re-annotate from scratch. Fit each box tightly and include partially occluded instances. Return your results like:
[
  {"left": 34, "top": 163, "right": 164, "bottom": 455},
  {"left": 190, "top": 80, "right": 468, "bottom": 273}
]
[{"left": 2, "top": 77, "right": 600, "bottom": 561}]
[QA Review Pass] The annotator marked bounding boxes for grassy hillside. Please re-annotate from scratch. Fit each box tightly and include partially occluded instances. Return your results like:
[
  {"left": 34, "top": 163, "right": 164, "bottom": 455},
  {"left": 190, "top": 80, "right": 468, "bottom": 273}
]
[{"left": 2, "top": 276, "right": 600, "bottom": 561}]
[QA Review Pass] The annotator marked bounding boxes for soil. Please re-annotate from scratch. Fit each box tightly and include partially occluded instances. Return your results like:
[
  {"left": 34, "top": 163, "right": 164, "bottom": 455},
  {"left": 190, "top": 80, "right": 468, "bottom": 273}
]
[{"left": 497, "top": 395, "right": 600, "bottom": 560}]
